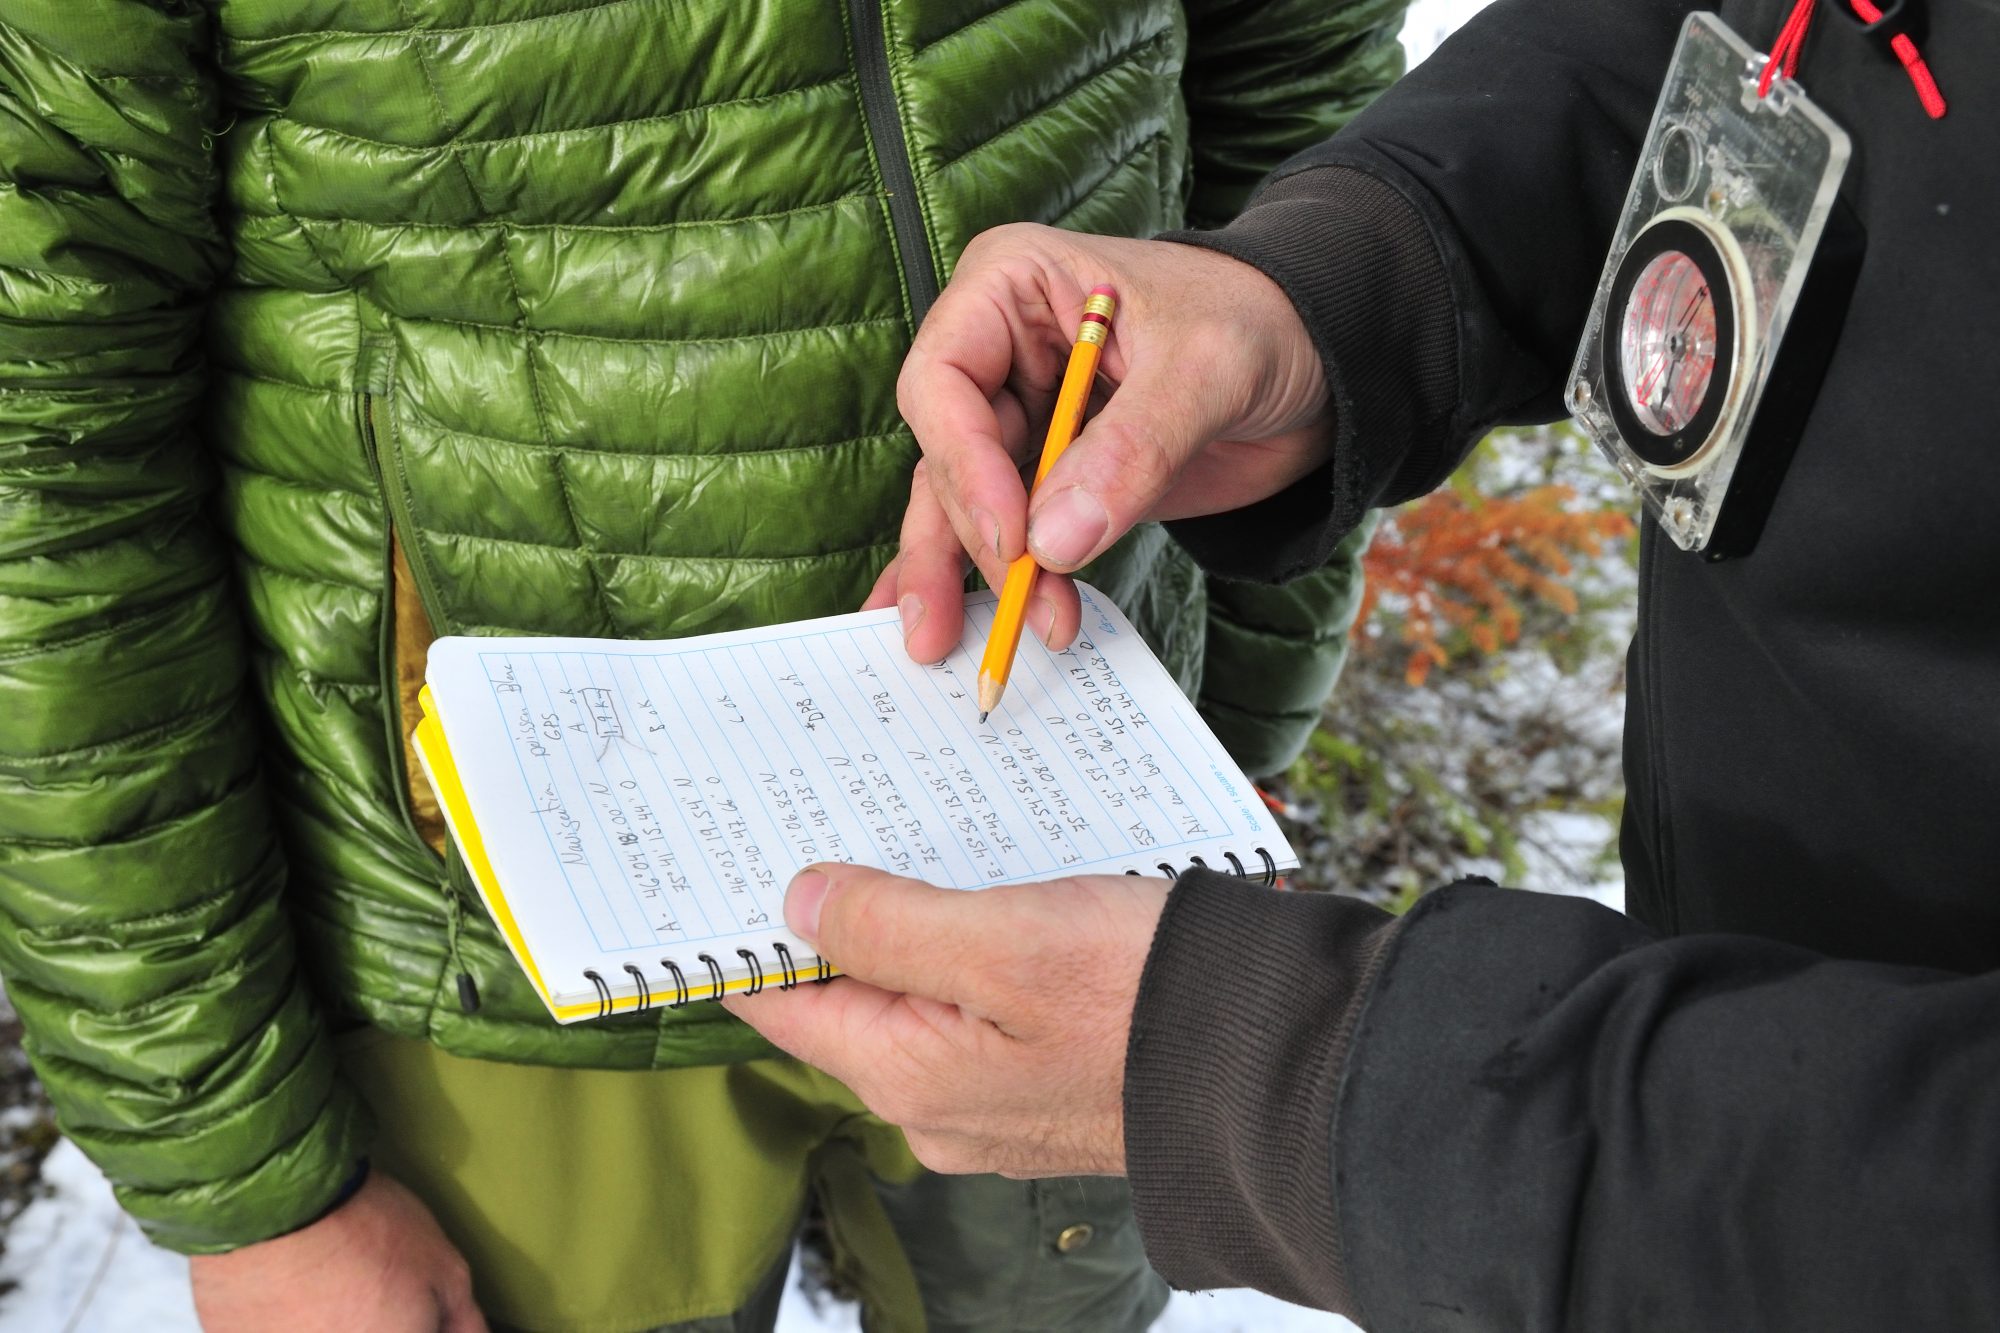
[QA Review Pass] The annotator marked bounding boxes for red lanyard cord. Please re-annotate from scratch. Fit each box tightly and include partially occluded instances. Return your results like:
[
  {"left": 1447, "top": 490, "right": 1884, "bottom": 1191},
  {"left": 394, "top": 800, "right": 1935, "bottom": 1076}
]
[{"left": 1758, "top": 0, "right": 1947, "bottom": 119}]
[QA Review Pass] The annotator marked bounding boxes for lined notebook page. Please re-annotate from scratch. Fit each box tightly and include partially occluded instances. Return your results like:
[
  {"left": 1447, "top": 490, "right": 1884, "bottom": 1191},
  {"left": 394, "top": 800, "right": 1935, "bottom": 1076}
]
[{"left": 422, "top": 584, "right": 1297, "bottom": 1020}]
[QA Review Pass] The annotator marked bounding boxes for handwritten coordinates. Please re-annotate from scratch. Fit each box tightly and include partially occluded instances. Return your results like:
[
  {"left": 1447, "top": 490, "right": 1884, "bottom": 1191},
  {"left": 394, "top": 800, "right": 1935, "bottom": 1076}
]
[{"left": 472, "top": 608, "right": 1228, "bottom": 957}]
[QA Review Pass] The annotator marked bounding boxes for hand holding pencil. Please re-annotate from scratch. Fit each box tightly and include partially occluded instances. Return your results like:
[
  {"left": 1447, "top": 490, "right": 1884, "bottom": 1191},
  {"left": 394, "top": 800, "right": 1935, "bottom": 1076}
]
[
  {"left": 864, "top": 224, "right": 1335, "bottom": 671},
  {"left": 974, "top": 286, "right": 1116, "bottom": 720}
]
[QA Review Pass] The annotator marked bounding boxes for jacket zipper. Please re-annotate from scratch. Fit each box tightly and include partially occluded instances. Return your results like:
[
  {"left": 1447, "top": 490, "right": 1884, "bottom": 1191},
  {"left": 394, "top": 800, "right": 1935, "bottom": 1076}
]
[
  {"left": 846, "top": 0, "right": 942, "bottom": 326},
  {"left": 361, "top": 393, "right": 450, "bottom": 642},
  {"left": 360, "top": 391, "right": 481, "bottom": 1013}
]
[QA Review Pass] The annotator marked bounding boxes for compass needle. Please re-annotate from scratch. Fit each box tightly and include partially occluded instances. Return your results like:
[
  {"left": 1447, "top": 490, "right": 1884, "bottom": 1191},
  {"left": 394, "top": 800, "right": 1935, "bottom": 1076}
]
[{"left": 1616, "top": 235, "right": 1721, "bottom": 441}]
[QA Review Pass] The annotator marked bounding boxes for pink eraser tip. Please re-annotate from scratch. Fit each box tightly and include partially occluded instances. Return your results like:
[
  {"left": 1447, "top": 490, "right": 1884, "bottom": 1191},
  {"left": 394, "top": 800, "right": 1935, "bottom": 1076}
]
[{"left": 1089, "top": 284, "right": 1117, "bottom": 298}]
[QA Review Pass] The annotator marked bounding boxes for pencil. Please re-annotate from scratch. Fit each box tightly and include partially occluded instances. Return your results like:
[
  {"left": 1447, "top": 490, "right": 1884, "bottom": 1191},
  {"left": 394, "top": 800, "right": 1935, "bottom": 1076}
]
[{"left": 976, "top": 285, "right": 1117, "bottom": 722}]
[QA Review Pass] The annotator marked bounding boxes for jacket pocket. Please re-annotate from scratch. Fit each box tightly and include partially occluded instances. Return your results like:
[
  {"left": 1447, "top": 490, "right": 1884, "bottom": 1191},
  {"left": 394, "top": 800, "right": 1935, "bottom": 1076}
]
[
  {"left": 360, "top": 391, "right": 486, "bottom": 1012},
  {"left": 359, "top": 391, "right": 450, "bottom": 861}
]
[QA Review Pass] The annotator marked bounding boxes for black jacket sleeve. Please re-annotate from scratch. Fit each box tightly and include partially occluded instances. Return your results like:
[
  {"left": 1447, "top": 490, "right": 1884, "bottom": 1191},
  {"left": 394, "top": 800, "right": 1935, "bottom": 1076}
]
[
  {"left": 1161, "top": 0, "right": 1695, "bottom": 583},
  {"left": 1126, "top": 874, "right": 2000, "bottom": 1330},
  {"left": 1123, "top": 0, "right": 2000, "bottom": 1327}
]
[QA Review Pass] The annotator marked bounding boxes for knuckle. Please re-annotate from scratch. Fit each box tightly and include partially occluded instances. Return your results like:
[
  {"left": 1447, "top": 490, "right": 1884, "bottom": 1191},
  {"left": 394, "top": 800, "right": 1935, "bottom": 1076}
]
[
  {"left": 1091, "top": 420, "right": 1178, "bottom": 502},
  {"left": 903, "top": 472, "right": 937, "bottom": 529},
  {"left": 920, "top": 439, "right": 965, "bottom": 496},
  {"left": 970, "top": 222, "right": 1031, "bottom": 260},
  {"left": 895, "top": 359, "right": 928, "bottom": 421},
  {"left": 883, "top": 1067, "right": 960, "bottom": 1130},
  {"left": 830, "top": 877, "right": 887, "bottom": 944},
  {"left": 894, "top": 1087, "right": 936, "bottom": 1126},
  {"left": 870, "top": 1080, "right": 920, "bottom": 1127},
  {"left": 1036, "top": 875, "right": 1084, "bottom": 897},
  {"left": 909, "top": 546, "right": 965, "bottom": 585},
  {"left": 841, "top": 1069, "right": 888, "bottom": 1118},
  {"left": 1181, "top": 320, "right": 1239, "bottom": 371}
]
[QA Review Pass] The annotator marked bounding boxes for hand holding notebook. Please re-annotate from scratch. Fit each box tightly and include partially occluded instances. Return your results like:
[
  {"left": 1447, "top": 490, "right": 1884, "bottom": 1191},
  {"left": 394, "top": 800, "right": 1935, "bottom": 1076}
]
[
  {"left": 725, "top": 860, "right": 1165, "bottom": 1179},
  {"left": 414, "top": 584, "right": 1296, "bottom": 1022}
]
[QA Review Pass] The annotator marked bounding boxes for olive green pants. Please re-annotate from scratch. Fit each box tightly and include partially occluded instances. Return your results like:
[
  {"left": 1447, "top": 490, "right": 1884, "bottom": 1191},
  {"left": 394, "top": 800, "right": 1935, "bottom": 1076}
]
[{"left": 341, "top": 1032, "right": 1165, "bottom": 1333}]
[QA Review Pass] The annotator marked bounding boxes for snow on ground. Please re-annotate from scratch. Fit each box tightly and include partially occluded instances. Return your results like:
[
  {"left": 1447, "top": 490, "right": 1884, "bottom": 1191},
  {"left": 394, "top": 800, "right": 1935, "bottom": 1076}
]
[
  {"left": 0, "top": 1140, "right": 197, "bottom": 1332},
  {"left": 1517, "top": 810, "right": 1628, "bottom": 912},
  {"left": 1401, "top": 0, "right": 1498, "bottom": 66},
  {"left": 0, "top": 4, "right": 1503, "bottom": 1330}
]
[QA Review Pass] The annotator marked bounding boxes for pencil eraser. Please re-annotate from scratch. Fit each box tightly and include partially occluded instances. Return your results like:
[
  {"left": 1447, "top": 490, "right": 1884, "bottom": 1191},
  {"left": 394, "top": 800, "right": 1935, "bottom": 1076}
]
[{"left": 1089, "top": 284, "right": 1117, "bottom": 299}]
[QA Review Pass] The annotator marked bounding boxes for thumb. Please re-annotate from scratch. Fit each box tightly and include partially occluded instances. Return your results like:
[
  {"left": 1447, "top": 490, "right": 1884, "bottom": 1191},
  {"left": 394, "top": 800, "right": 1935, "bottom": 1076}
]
[
  {"left": 786, "top": 864, "right": 996, "bottom": 1007},
  {"left": 436, "top": 1250, "right": 488, "bottom": 1332},
  {"left": 440, "top": 1290, "right": 490, "bottom": 1333},
  {"left": 1023, "top": 350, "right": 1239, "bottom": 571}
]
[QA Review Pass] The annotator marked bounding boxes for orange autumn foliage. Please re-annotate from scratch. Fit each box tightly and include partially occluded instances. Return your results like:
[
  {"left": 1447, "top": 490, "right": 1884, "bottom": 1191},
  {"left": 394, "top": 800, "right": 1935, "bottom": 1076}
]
[{"left": 1358, "top": 485, "right": 1634, "bottom": 686}]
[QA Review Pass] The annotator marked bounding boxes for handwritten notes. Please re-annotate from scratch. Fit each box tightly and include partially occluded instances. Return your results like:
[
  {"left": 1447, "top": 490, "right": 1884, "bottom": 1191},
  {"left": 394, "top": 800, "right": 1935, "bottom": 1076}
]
[{"left": 423, "top": 586, "right": 1294, "bottom": 1007}]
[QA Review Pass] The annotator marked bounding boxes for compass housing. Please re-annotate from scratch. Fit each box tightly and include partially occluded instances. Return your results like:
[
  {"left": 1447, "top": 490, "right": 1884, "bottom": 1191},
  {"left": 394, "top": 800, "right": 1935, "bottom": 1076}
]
[
  {"left": 1601, "top": 209, "right": 1749, "bottom": 476},
  {"left": 1565, "top": 12, "right": 1851, "bottom": 558}
]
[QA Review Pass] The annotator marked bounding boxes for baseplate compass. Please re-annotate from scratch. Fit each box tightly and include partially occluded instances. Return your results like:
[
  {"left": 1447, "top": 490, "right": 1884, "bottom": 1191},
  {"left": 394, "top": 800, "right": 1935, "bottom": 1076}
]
[{"left": 1568, "top": 12, "right": 1857, "bottom": 559}]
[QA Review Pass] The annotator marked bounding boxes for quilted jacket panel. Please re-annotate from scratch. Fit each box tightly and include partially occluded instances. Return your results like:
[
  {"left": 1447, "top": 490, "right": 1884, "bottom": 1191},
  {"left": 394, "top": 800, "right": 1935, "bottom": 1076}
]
[{"left": 0, "top": 0, "right": 1402, "bottom": 1249}]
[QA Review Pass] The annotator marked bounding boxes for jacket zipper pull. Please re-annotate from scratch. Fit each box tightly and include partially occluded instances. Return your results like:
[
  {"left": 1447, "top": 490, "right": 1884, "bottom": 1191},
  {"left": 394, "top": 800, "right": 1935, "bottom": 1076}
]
[{"left": 442, "top": 856, "right": 481, "bottom": 1013}]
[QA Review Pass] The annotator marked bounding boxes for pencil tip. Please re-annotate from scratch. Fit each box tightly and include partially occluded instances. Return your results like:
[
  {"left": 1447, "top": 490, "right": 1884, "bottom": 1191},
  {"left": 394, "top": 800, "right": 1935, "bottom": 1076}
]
[{"left": 977, "top": 711, "right": 988, "bottom": 724}]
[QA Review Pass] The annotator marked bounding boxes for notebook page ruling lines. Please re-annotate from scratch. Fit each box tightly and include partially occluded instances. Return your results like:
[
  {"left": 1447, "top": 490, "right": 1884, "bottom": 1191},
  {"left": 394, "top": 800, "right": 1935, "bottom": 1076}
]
[
  {"left": 422, "top": 585, "right": 1297, "bottom": 991},
  {"left": 423, "top": 634, "right": 816, "bottom": 988},
  {"left": 986, "top": 583, "right": 1298, "bottom": 878}
]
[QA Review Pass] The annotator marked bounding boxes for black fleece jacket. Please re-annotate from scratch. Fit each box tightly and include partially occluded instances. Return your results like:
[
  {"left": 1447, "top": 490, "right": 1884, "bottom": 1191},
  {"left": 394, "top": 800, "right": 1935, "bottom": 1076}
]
[{"left": 1124, "top": 1, "right": 2000, "bottom": 1329}]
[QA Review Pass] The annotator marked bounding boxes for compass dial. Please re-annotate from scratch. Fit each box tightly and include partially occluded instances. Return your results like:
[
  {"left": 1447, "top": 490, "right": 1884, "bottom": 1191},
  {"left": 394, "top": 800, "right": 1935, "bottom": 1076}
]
[
  {"left": 1618, "top": 251, "right": 1718, "bottom": 436},
  {"left": 1598, "top": 211, "right": 1742, "bottom": 474}
]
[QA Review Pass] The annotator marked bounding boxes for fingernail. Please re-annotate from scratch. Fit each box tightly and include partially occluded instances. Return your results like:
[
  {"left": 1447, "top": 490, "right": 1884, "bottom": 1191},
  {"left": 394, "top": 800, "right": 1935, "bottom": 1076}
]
[
  {"left": 1028, "top": 488, "right": 1107, "bottom": 569},
  {"left": 898, "top": 594, "right": 925, "bottom": 644},
  {"left": 786, "top": 870, "right": 829, "bottom": 942},
  {"left": 968, "top": 506, "right": 1003, "bottom": 560},
  {"left": 1030, "top": 596, "right": 1059, "bottom": 647}
]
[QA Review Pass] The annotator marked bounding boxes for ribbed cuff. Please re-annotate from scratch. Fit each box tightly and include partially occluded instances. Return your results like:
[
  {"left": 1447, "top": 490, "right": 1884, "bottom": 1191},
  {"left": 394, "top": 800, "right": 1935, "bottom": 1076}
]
[
  {"left": 1161, "top": 166, "right": 1459, "bottom": 584},
  {"left": 1122, "top": 870, "right": 1404, "bottom": 1312}
]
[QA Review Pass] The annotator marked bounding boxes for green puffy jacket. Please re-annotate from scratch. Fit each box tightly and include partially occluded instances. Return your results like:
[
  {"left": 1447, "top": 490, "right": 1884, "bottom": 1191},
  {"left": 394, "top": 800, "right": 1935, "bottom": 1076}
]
[{"left": 0, "top": 0, "right": 1398, "bottom": 1252}]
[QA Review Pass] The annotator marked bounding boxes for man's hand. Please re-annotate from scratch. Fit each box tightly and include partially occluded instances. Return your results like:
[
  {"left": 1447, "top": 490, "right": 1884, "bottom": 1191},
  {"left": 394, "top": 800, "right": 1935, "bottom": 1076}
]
[
  {"left": 865, "top": 223, "right": 1330, "bottom": 662},
  {"left": 724, "top": 864, "right": 1168, "bottom": 1178},
  {"left": 191, "top": 1170, "right": 486, "bottom": 1332}
]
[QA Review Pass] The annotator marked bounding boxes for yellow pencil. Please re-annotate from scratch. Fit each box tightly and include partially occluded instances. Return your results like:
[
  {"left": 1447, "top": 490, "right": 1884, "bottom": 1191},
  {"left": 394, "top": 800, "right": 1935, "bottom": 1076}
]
[{"left": 976, "top": 285, "right": 1117, "bottom": 721}]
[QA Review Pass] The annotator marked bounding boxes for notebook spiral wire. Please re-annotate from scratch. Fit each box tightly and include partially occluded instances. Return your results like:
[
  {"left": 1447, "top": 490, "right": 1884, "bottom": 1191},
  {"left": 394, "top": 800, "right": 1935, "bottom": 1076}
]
[
  {"left": 1125, "top": 845, "right": 1278, "bottom": 885},
  {"left": 585, "top": 942, "right": 834, "bottom": 1016},
  {"left": 662, "top": 958, "right": 690, "bottom": 1008},
  {"left": 772, "top": 942, "right": 800, "bottom": 991},
  {"left": 735, "top": 948, "right": 764, "bottom": 995},
  {"left": 581, "top": 849, "right": 1273, "bottom": 1017},
  {"left": 583, "top": 968, "right": 613, "bottom": 1018},
  {"left": 698, "top": 953, "right": 726, "bottom": 1002}
]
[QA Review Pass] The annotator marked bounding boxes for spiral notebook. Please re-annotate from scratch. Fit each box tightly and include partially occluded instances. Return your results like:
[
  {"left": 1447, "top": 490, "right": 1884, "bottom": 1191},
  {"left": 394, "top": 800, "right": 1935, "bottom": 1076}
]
[{"left": 412, "top": 583, "right": 1298, "bottom": 1023}]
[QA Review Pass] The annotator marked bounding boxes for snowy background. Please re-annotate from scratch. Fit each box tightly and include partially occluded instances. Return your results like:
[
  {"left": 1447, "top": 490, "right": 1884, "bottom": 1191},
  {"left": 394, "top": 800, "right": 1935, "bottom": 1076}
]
[{"left": 0, "top": 3, "right": 1526, "bottom": 1329}]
